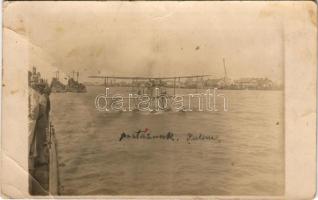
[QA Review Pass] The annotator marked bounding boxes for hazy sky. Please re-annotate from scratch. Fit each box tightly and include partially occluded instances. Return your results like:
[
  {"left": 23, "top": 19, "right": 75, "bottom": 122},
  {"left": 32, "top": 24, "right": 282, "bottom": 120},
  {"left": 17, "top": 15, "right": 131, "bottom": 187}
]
[{"left": 4, "top": 1, "right": 316, "bottom": 83}]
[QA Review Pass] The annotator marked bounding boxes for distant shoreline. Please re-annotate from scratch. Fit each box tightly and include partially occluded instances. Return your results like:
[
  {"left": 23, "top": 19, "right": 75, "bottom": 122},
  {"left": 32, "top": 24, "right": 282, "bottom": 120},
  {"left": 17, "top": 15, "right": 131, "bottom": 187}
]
[{"left": 83, "top": 85, "right": 283, "bottom": 91}]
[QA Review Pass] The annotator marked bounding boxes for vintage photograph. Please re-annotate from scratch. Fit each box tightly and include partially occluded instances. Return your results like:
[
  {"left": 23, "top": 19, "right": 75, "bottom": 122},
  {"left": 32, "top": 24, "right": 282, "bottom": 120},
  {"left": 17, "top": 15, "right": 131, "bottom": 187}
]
[{"left": 5, "top": 1, "right": 307, "bottom": 196}]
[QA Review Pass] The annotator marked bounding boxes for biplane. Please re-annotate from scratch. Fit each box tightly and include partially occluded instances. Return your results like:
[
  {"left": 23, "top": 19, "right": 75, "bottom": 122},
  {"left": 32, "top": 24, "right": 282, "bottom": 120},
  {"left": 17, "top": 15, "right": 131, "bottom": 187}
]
[
  {"left": 88, "top": 74, "right": 220, "bottom": 112},
  {"left": 88, "top": 59, "right": 229, "bottom": 96},
  {"left": 88, "top": 74, "right": 214, "bottom": 95}
]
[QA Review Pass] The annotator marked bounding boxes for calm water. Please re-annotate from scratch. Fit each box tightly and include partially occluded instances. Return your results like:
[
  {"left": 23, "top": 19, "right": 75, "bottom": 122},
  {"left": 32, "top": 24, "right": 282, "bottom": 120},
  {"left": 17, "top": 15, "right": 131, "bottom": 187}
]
[{"left": 50, "top": 86, "right": 284, "bottom": 196}]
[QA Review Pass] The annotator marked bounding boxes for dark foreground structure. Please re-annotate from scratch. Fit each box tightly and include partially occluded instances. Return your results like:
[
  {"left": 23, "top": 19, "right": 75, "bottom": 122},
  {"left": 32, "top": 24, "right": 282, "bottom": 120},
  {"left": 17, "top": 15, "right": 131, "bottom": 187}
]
[{"left": 28, "top": 67, "right": 59, "bottom": 195}]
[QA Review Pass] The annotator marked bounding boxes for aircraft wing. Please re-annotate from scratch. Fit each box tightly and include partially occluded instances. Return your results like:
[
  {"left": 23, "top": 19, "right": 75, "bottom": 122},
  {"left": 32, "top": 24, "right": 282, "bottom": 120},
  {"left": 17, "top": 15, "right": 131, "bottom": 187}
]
[{"left": 88, "top": 75, "right": 214, "bottom": 80}]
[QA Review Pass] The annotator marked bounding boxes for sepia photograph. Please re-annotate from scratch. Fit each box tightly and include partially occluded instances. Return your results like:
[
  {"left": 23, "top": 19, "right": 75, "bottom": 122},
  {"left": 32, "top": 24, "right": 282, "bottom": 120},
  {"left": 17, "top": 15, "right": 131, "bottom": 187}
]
[{"left": 1, "top": 1, "right": 316, "bottom": 198}]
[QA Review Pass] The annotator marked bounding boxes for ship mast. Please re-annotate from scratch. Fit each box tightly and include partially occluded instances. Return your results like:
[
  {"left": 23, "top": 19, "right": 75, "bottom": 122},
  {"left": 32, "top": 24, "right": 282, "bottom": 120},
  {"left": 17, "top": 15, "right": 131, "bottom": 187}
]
[
  {"left": 223, "top": 58, "right": 227, "bottom": 80},
  {"left": 223, "top": 58, "right": 227, "bottom": 85},
  {"left": 72, "top": 71, "right": 75, "bottom": 79},
  {"left": 54, "top": 70, "right": 60, "bottom": 80},
  {"left": 76, "top": 71, "right": 79, "bottom": 82}
]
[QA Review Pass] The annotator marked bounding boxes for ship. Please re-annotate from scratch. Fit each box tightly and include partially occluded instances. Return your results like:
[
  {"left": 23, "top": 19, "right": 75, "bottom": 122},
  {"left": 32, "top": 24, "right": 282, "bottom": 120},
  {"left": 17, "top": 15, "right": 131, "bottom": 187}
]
[
  {"left": 29, "top": 67, "right": 59, "bottom": 195},
  {"left": 51, "top": 71, "right": 66, "bottom": 93},
  {"left": 51, "top": 71, "right": 87, "bottom": 93},
  {"left": 65, "top": 71, "right": 87, "bottom": 93}
]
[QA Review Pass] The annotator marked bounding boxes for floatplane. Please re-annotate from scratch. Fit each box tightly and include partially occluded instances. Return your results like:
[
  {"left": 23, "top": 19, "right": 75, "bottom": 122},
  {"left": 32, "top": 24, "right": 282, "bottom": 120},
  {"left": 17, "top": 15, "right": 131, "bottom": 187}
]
[{"left": 88, "top": 74, "right": 228, "bottom": 113}]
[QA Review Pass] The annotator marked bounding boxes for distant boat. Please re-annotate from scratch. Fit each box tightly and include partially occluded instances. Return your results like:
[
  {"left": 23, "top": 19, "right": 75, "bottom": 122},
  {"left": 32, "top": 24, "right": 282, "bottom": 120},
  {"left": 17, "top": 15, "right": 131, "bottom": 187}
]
[
  {"left": 51, "top": 71, "right": 87, "bottom": 93},
  {"left": 51, "top": 77, "right": 66, "bottom": 93},
  {"left": 65, "top": 77, "right": 87, "bottom": 93}
]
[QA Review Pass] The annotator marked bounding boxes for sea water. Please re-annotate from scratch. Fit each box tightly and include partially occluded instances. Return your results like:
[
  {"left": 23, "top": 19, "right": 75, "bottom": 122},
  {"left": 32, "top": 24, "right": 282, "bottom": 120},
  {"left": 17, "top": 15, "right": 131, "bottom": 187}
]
[{"left": 50, "top": 86, "right": 284, "bottom": 195}]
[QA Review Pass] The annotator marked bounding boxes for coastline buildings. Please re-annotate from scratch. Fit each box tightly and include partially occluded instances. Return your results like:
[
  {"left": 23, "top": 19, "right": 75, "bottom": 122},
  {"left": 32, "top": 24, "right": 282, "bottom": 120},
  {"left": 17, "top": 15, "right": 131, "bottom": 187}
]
[
  {"left": 204, "top": 77, "right": 233, "bottom": 89},
  {"left": 203, "top": 77, "right": 280, "bottom": 90},
  {"left": 232, "top": 78, "right": 278, "bottom": 90},
  {"left": 84, "top": 76, "right": 281, "bottom": 90}
]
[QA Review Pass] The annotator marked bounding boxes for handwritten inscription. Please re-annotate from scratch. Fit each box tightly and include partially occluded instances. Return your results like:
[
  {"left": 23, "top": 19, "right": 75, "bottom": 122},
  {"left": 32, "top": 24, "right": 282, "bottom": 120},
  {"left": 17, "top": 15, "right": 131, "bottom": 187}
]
[
  {"left": 186, "top": 133, "right": 220, "bottom": 144},
  {"left": 119, "top": 128, "right": 221, "bottom": 144}
]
